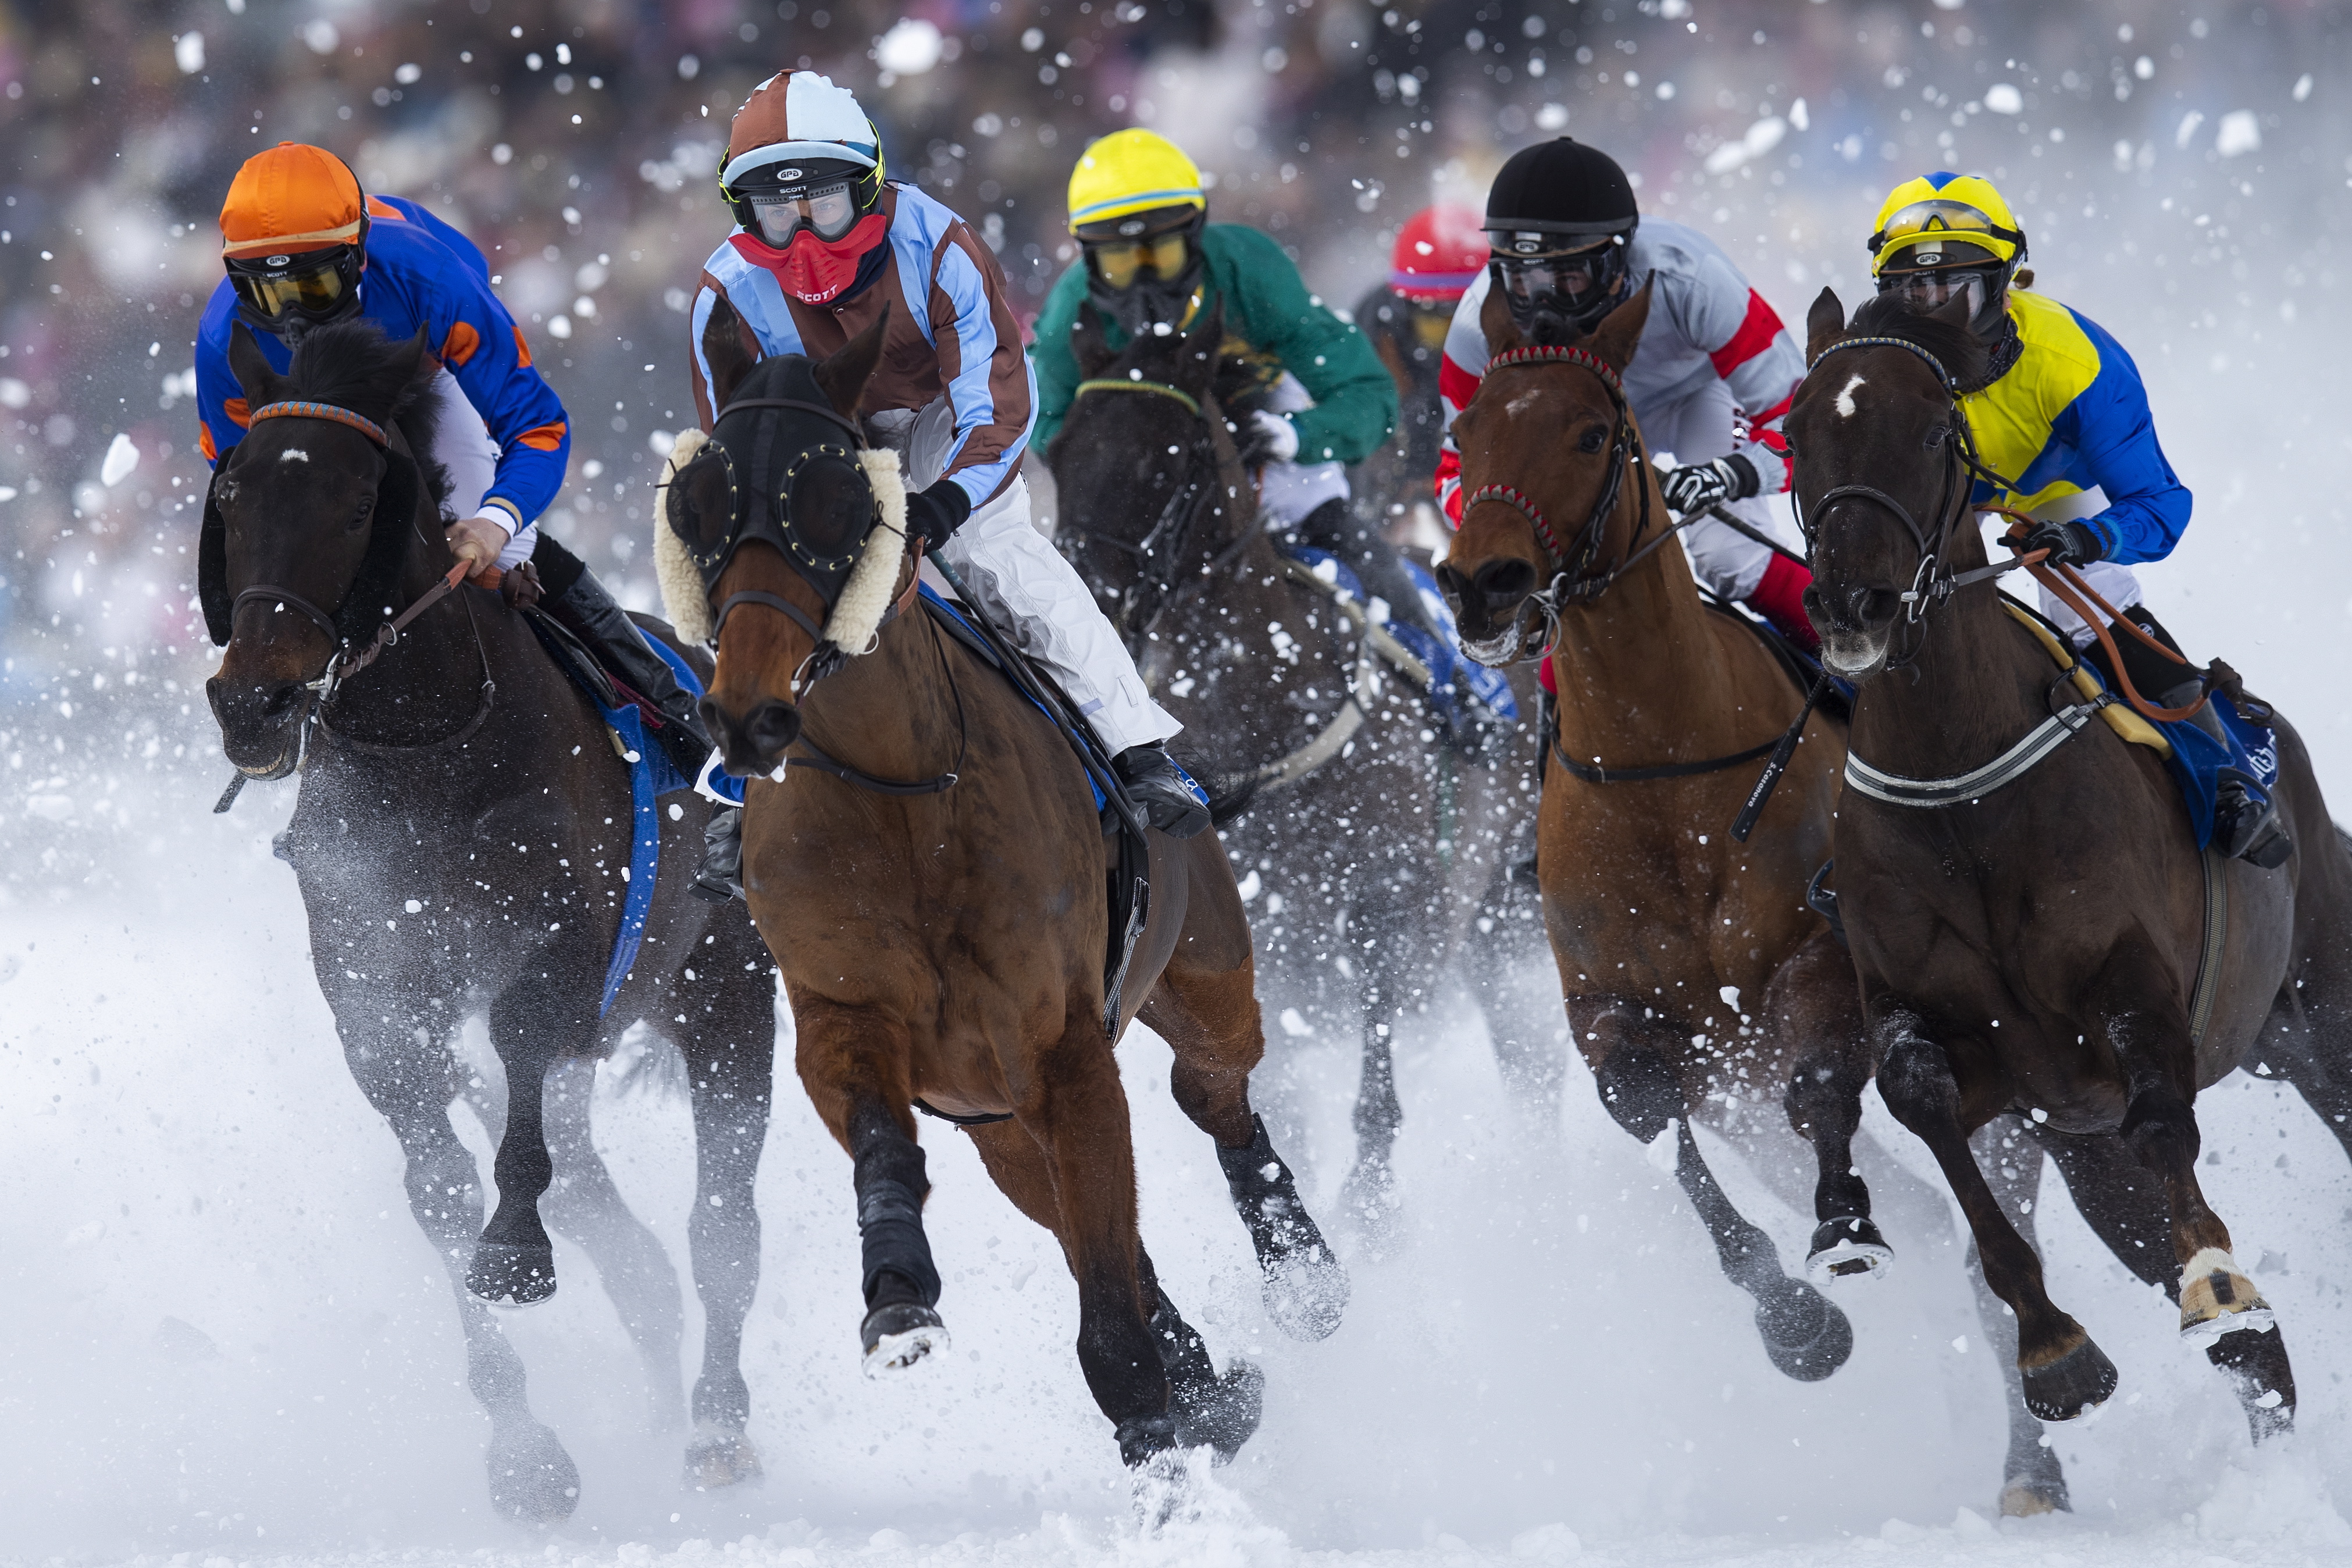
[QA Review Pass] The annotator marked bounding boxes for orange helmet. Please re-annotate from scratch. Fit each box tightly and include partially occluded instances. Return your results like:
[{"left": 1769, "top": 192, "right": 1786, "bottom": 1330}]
[
  {"left": 219, "top": 142, "right": 370, "bottom": 336},
  {"left": 1389, "top": 205, "right": 1487, "bottom": 302}
]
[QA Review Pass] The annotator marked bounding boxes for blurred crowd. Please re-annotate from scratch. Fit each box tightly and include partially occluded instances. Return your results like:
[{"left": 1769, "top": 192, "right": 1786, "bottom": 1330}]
[{"left": 0, "top": 0, "right": 2340, "bottom": 713}]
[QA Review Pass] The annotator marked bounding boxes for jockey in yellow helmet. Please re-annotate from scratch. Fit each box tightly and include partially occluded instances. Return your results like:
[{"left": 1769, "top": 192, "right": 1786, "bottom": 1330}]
[{"left": 1868, "top": 172, "right": 2283, "bottom": 865}]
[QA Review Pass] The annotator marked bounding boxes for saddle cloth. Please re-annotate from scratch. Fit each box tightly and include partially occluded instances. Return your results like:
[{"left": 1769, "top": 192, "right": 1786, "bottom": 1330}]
[{"left": 1276, "top": 543, "right": 1520, "bottom": 729}]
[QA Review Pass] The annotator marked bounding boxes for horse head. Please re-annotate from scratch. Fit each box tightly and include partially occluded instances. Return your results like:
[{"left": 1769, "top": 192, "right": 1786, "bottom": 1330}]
[
  {"left": 1437, "top": 278, "right": 1653, "bottom": 665},
  {"left": 1787, "top": 287, "right": 1986, "bottom": 682},
  {"left": 677, "top": 294, "right": 903, "bottom": 775},
  {"left": 1047, "top": 301, "right": 1235, "bottom": 643},
  {"left": 203, "top": 319, "right": 441, "bottom": 775}
]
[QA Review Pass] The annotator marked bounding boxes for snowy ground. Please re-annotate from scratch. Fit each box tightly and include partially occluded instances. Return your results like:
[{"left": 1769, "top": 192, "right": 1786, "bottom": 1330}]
[{"left": 9, "top": 771, "right": 2352, "bottom": 1568}]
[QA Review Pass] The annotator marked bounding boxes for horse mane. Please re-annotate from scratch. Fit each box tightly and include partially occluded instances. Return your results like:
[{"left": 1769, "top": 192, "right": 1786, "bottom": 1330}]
[
  {"left": 1844, "top": 294, "right": 1991, "bottom": 390},
  {"left": 282, "top": 318, "right": 452, "bottom": 515}
]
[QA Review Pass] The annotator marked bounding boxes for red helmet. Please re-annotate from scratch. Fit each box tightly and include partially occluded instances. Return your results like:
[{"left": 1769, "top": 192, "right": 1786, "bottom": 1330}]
[{"left": 1389, "top": 205, "right": 1487, "bottom": 302}]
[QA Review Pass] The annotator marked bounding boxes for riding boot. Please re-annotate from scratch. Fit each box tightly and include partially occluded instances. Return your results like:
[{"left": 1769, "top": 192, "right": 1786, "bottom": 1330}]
[
  {"left": 691, "top": 800, "right": 744, "bottom": 903},
  {"left": 1288, "top": 498, "right": 1441, "bottom": 643},
  {"left": 534, "top": 539, "right": 715, "bottom": 785},
  {"left": 1113, "top": 743, "right": 1211, "bottom": 839}
]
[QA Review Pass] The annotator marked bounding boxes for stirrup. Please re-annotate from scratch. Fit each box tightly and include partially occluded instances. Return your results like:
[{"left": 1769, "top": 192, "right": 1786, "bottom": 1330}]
[{"left": 2214, "top": 773, "right": 2291, "bottom": 869}]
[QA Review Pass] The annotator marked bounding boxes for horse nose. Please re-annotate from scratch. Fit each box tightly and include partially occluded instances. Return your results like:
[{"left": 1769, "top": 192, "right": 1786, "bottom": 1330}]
[
  {"left": 701, "top": 693, "right": 800, "bottom": 774},
  {"left": 1470, "top": 555, "right": 1537, "bottom": 614},
  {"left": 205, "top": 671, "right": 304, "bottom": 767},
  {"left": 1804, "top": 583, "right": 1883, "bottom": 636}
]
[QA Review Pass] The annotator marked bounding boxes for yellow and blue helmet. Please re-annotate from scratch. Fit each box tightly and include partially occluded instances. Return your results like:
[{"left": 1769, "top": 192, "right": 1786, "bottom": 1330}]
[{"left": 1869, "top": 172, "right": 2025, "bottom": 276}]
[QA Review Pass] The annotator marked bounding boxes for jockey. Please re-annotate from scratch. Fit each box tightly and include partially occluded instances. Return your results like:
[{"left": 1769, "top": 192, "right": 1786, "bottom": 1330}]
[
  {"left": 1867, "top": 171, "right": 2283, "bottom": 865},
  {"left": 1435, "top": 137, "right": 1817, "bottom": 650},
  {"left": 1350, "top": 205, "right": 1487, "bottom": 532},
  {"left": 686, "top": 72, "right": 1207, "bottom": 840},
  {"left": 194, "top": 143, "right": 735, "bottom": 893},
  {"left": 1029, "top": 130, "right": 1427, "bottom": 636}
]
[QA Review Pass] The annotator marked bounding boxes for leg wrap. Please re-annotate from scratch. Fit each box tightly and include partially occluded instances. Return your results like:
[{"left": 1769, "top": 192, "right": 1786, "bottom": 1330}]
[{"left": 854, "top": 1141, "right": 940, "bottom": 1307}]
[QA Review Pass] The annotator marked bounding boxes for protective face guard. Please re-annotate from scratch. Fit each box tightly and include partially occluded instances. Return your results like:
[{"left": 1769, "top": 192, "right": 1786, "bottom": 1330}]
[
  {"left": 667, "top": 391, "right": 883, "bottom": 612},
  {"left": 1489, "top": 239, "right": 1627, "bottom": 340},
  {"left": 1876, "top": 264, "right": 1996, "bottom": 319},
  {"left": 1088, "top": 229, "right": 1191, "bottom": 291},
  {"left": 227, "top": 245, "right": 364, "bottom": 336}
]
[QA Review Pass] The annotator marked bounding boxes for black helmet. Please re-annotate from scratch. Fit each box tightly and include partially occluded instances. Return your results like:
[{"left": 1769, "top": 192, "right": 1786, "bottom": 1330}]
[{"left": 1484, "top": 138, "right": 1640, "bottom": 343}]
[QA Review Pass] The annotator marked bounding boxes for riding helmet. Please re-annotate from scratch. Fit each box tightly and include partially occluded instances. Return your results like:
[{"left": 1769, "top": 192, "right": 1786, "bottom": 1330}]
[
  {"left": 1483, "top": 138, "right": 1640, "bottom": 340},
  {"left": 1067, "top": 129, "right": 1208, "bottom": 337},
  {"left": 218, "top": 142, "right": 372, "bottom": 341},
  {"left": 718, "top": 72, "right": 888, "bottom": 248},
  {"left": 1869, "top": 172, "right": 2027, "bottom": 338}
]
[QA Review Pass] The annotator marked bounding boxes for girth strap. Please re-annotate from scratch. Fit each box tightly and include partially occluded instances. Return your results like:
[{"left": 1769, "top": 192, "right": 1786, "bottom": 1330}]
[{"left": 1550, "top": 731, "right": 1780, "bottom": 785}]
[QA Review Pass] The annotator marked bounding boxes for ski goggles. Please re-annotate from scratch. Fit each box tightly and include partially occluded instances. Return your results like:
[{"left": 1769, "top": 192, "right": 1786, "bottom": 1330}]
[
  {"left": 1491, "top": 243, "right": 1622, "bottom": 307},
  {"left": 1088, "top": 230, "right": 1191, "bottom": 291},
  {"left": 226, "top": 247, "right": 357, "bottom": 325},
  {"left": 750, "top": 181, "right": 861, "bottom": 246},
  {"left": 1869, "top": 199, "right": 2023, "bottom": 272}
]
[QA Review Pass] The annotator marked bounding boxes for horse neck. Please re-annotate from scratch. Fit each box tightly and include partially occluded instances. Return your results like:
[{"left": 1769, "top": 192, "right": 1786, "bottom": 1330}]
[
  {"left": 322, "top": 494, "right": 484, "bottom": 741},
  {"left": 1544, "top": 473, "right": 1745, "bottom": 757}
]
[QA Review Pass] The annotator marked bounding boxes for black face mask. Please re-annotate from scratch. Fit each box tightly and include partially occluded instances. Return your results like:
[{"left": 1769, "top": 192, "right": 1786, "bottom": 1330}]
[
  {"left": 1085, "top": 220, "right": 1206, "bottom": 338},
  {"left": 667, "top": 364, "right": 882, "bottom": 612},
  {"left": 1493, "top": 245, "right": 1629, "bottom": 345}
]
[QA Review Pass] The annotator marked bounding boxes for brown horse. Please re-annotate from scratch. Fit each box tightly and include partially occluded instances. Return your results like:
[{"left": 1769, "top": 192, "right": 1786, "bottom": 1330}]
[
  {"left": 668, "top": 298, "right": 1346, "bottom": 1474},
  {"left": 1435, "top": 281, "right": 1877, "bottom": 1382},
  {"left": 1792, "top": 288, "right": 2340, "bottom": 1442}
]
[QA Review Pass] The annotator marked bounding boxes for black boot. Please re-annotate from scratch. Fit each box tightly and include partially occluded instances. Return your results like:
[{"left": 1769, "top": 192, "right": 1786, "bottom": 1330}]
[
  {"left": 690, "top": 802, "right": 744, "bottom": 903},
  {"left": 535, "top": 538, "right": 714, "bottom": 785},
  {"left": 1289, "top": 498, "right": 1441, "bottom": 644},
  {"left": 1113, "top": 744, "right": 1211, "bottom": 839}
]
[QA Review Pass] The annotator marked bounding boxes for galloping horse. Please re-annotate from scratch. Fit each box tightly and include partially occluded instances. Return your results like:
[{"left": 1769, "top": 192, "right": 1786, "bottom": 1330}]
[
  {"left": 202, "top": 319, "right": 776, "bottom": 1519},
  {"left": 1794, "top": 290, "right": 2349, "bottom": 1453},
  {"left": 1434, "top": 282, "right": 1876, "bottom": 1382},
  {"left": 670, "top": 298, "right": 1345, "bottom": 1474},
  {"left": 1049, "top": 305, "right": 1554, "bottom": 1231}
]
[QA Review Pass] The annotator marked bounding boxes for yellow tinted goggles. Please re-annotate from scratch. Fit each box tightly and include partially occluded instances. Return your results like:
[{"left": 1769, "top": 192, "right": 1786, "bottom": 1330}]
[
  {"left": 230, "top": 261, "right": 347, "bottom": 319},
  {"left": 1089, "top": 231, "right": 1189, "bottom": 290},
  {"left": 1870, "top": 199, "right": 2022, "bottom": 268}
]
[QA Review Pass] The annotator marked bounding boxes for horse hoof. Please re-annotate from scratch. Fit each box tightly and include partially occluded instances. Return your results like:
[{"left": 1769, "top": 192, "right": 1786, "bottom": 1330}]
[
  {"left": 485, "top": 1420, "right": 579, "bottom": 1523},
  {"left": 467, "top": 1241, "right": 558, "bottom": 1308},
  {"left": 684, "top": 1424, "right": 765, "bottom": 1490},
  {"left": 2020, "top": 1337, "right": 2118, "bottom": 1422},
  {"left": 1261, "top": 1245, "right": 1350, "bottom": 1342},
  {"left": 1172, "top": 1358, "right": 1264, "bottom": 1465},
  {"left": 861, "top": 1302, "right": 949, "bottom": 1378},
  {"left": 1999, "top": 1476, "right": 2071, "bottom": 1517},
  {"left": 1756, "top": 1281, "right": 1853, "bottom": 1382},
  {"left": 1805, "top": 1216, "right": 1894, "bottom": 1286},
  {"left": 2179, "top": 1248, "right": 2277, "bottom": 1344}
]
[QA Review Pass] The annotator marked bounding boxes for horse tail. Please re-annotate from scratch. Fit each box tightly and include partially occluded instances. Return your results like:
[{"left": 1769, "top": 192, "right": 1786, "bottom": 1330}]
[{"left": 1204, "top": 772, "right": 1261, "bottom": 829}]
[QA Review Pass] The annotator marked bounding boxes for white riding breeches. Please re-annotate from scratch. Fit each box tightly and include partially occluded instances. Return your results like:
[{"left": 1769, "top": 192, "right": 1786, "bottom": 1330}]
[
  {"left": 426, "top": 368, "right": 539, "bottom": 569},
  {"left": 1642, "top": 376, "right": 1801, "bottom": 601},
  {"left": 1254, "top": 369, "right": 1352, "bottom": 532},
  {"left": 933, "top": 475, "right": 1181, "bottom": 754}
]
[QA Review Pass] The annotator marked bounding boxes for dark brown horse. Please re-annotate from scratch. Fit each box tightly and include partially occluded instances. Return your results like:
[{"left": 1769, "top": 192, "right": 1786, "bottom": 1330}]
[
  {"left": 1791, "top": 288, "right": 2344, "bottom": 1449},
  {"left": 1434, "top": 281, "right": 1877, "bottom": 1382},
  {"left": 1047, "top": 305, "right": 1558, "bottom": 1234},
  {"left": 671, "top": 298, "right": 1346, "bottom": 1476},
  {"left": 202, "top": 319, "right": 776, "bottom": 1520}
]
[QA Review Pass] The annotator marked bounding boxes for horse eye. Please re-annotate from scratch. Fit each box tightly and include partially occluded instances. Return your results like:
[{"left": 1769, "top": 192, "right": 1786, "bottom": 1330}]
[
  {"left": 350, "top": 496, "right": 373, "bottom": 531},
  {"left": 1577, "top": 426, "right": 1608, "bottom": 454}
]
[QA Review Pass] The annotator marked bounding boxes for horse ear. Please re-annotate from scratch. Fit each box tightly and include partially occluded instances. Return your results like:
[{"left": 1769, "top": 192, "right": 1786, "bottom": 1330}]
[
  {"left": 1174, "top": 299, "right": 1225, "bottom": 399},
  {"left": 1585, "top": 276, "right": 1654, "bottom": 373},
  {"left": 227, "top": 322, "right": 286, "bottom": 404},
  {"left": 812, "top": 298, "right": 891, "bottom": 421},
  {"left": 393, "top": 326, "right": 437, "bottom": 411},
  {"left": 1072, "top": 302, "right": 1116, "bottom": 379},
  {"left": 1478, "top": 279, "right": 1521, "bottom": 357},
  {"left": 1805, "top": 287, "right": 1847, "bottom": 362},
  {"left": 700, "top": 293, "right": 760, "bottom": 414}
]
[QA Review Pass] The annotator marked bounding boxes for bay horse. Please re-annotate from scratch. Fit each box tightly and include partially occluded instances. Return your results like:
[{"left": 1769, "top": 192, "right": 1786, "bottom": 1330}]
[
  {"left": 1792, "top": 288, "right": 2346, "bottom": 1446},
  {"left": 1434, "top": 281, "right": 1876, "bottom": 1382},
  {"left": 1048, "top": 304, "right": 1557, "bottom": 1232},
  {"left": 202, "top": 319, "right": 776, "bottom": 1520},
  {"left": 672, "top": 297, "right": 1346, "bottom": 1475}
]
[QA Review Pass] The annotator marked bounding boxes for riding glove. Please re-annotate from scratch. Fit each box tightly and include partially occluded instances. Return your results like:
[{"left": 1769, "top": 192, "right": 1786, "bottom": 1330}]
[
  {"left": 1659, "top": 453, "right": 1759, "bottom": 515},
  {"left": 2020, "top": 518, "right": 2104, "bottom": 567},
  {"left": 904, "top": 479, "right": 973, "bottom": 552},
  {"left": 1235, "top": 409, "right": 1300, "bottom": 468}
]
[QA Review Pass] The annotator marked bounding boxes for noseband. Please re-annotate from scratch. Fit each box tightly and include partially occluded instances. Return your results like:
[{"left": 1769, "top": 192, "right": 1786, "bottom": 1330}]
[{"left": 1459, "top": 344, "right": 1675, "bottom": 653}]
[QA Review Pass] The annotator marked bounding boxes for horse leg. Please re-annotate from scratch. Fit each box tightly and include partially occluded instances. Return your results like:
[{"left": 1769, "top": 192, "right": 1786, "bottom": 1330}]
[
  {"left": 1142, "top": 832, "right": 1349, "bottom": 1339},
  {"left": 466, "top": 988, "right": 583, "bottom": 1307},
  {"left": 675, "top": 1010, "right": 776, "bottom": 1488},
  {"left": 1965, "top": 1117, "right": 2070, "bottom": 1517},
  {"left": 965, "top": 1120, "right": 1265, "bottom": 1463},
  {"left": 1464, "top": 852, "right": 1567, "bottom": 1132},
  {"left": 1338, "top": 957, "right": 1406, "bottom": 1236},
  {"left": 1584, "top": 1003, "right": 1852, "bottom": 1381},
  {"left": 341, "top": 1020, "right": 579, "bottom": 1522},
  {"left": 2033, "top": 1119, "right": 2294, "bottom": 1444},
  {"left": 1769, "top": 929, "right": 1892, "bottom": 1284},
  {"left": 1873, "top": 1010, "right": 2116, "bottom": 1420},
  {"left": 537, "top": 1056, "right": 687, "bottom": 1433},
  {"left": 793, "top": 1002, "right": 945, "bottom": 1375}
]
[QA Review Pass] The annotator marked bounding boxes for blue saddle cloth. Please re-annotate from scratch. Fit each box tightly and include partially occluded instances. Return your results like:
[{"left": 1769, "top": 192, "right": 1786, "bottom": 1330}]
[
  {"left": 2143, "top": 680, "right": 2280, "bottom": 853},
  {"left": 1278, "top": 544, "right": 1519, "bottom": 728}
]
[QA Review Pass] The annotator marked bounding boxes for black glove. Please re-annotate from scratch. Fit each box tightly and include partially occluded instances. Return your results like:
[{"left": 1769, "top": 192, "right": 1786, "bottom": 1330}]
[
  {"left": 1659, "top": 453, "right": 1759, "bottom": 515},
  {"left": 2020, "top": 519, "right": 2103, "bottom": 567},
  {"left": 903, "top": 479, "right": 973, "bottom": 551}
]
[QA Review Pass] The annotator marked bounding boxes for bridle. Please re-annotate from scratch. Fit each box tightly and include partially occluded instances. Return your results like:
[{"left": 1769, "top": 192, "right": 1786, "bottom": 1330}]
[
  {"left": 1057, "top": 376, "right": 1230, "bottom": 644},
  {"left": 223, "top": 399, "right": 494, "bottom": 785},
  {"left": 1459, "top": 343, "right": 1676, "bottom": 655}
]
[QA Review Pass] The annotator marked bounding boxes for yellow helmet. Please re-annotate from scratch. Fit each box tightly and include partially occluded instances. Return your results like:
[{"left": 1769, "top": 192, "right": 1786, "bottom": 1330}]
[
  {"left": 1067, "top": 129, "right": 1205, "bottom": 235},
  {"left": 1869, "top": 172, "right": 2025, "bottom": 275}
]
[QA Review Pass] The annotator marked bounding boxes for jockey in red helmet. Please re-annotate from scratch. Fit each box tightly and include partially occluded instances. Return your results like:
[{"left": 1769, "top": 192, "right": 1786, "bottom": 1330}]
[{"left": 1351, "top": 205, "right": 1487, "bottom": 537}]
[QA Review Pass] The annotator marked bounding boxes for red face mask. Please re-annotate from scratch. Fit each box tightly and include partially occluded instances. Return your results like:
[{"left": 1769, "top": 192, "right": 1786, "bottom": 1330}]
[{"left": 730, "top": 213, "right": 890, "bottom": 305}]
